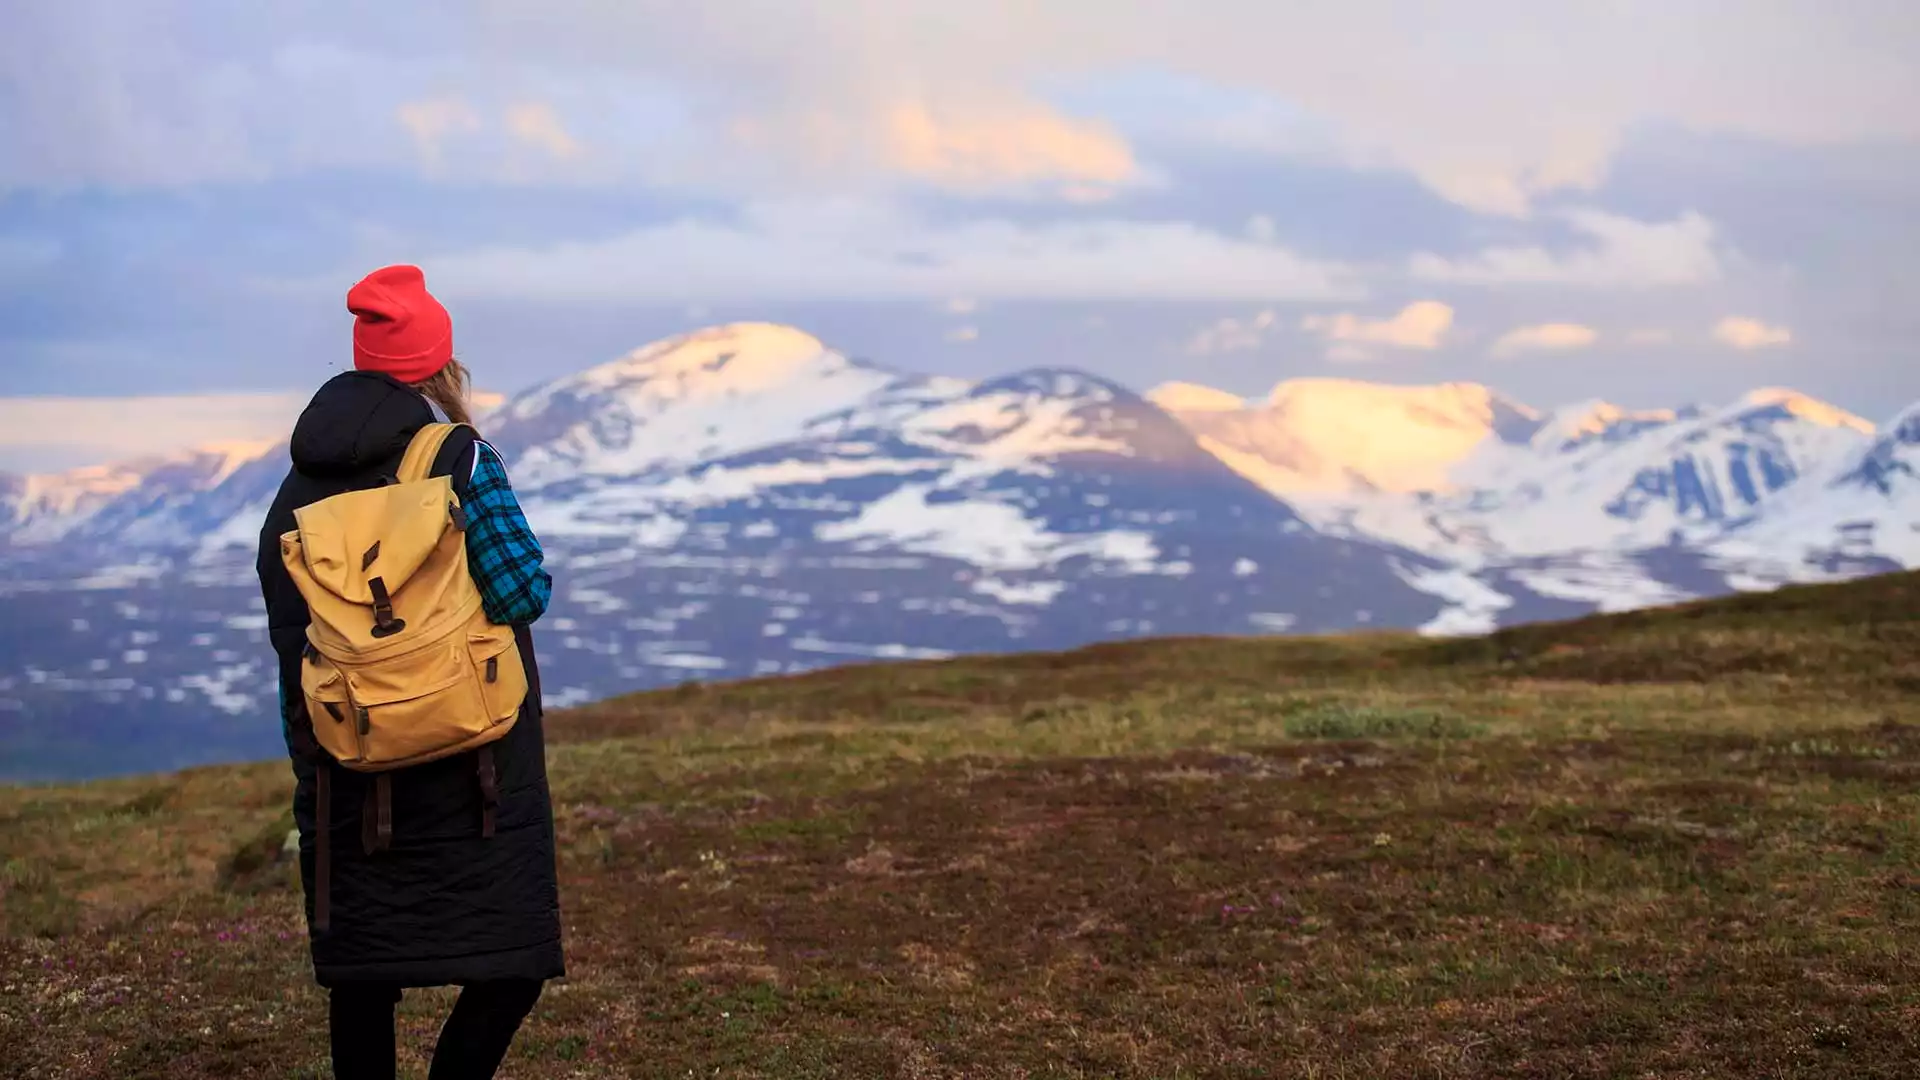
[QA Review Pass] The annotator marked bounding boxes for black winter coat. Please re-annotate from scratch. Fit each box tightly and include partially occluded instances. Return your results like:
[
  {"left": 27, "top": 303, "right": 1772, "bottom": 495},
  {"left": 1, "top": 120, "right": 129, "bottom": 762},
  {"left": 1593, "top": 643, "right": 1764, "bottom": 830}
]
[{"left": 257, "top": 371, "right": 565, "bottom": 988}]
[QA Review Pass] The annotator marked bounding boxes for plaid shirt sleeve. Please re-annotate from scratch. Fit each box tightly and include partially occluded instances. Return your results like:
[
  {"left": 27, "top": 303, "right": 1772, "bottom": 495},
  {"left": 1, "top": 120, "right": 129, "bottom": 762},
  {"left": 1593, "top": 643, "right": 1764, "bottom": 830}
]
[{"left": 464, "top": 439, "right": 553, "bottom": 625}]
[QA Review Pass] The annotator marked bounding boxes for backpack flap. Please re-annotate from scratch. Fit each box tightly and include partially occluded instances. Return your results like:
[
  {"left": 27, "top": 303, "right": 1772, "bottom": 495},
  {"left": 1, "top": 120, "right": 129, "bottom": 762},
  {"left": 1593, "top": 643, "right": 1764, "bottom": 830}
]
[
  {"left": 278, "top": 422, "right": 470, "bottom": 634},
  {"left": 288, "top": 476, "right": 458, "bottom": 611}
]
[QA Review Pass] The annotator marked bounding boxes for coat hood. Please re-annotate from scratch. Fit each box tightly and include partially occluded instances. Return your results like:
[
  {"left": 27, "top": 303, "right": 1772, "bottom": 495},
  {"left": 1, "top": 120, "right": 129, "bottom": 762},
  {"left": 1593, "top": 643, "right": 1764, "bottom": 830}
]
[{"left": 290, "top": 371, "right": 434, "bottom": 478}]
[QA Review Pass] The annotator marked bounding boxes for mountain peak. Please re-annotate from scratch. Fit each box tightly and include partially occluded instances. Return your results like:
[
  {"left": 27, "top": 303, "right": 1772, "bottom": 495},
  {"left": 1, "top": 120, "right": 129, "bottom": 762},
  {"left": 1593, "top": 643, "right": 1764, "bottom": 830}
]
[
  {"left": 1729, "top": 387, "right": 1873, "bottom": 433},
  {"left": 1157, "top": 377, "right": 1546, "bottom": 496},
  {"left": 1264, "top": 378, "right": 1545, "bottom": 444},
  {"left": 1886, "top": 402, "right": 1920, "bottom": 442},
  {"left": 573, "top": 322, "right": 840, "bottom": 394},
  {"left": 1829, "top": 397, "right": 1920, "bottom": 495},
  {"left": 977, "top": 367, "right": 1130, "bottom": 404},
  {"left": 494, "top": 324, "right": 904, "bottom": 485},
  {"left": 1529, "top": 399, "right": 1681, "bottom": 453}
]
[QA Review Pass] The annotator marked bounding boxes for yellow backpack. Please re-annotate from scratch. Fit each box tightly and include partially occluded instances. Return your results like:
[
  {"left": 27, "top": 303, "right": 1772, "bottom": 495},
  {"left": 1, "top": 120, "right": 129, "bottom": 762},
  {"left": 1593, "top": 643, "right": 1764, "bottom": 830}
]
[
  {"left": 280, "top": 422, "right": 529, "bottom": 773},
  {"left": 280, "top": 423, "right": 530, "bottom": 932}
]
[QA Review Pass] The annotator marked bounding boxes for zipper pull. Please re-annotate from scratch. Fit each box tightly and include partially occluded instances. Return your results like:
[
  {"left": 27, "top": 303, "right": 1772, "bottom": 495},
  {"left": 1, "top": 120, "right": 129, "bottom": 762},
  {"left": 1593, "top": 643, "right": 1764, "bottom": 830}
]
[{"left": 356, "top": 707, "right": 371, "bottom": 736}]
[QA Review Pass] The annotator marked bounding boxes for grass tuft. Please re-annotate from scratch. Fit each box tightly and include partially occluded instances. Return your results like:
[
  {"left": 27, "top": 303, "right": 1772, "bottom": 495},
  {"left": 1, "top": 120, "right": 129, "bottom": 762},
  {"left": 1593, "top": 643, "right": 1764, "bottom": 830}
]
[{"left": 1278, "top": 701, "right": 1485, "bottom": 740}]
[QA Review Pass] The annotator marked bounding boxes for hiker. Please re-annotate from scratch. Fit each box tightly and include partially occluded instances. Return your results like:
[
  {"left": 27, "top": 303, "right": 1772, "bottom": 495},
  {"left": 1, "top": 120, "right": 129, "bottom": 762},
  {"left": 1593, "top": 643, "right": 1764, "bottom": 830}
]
[{"left": 256, "top": 264, "right": 563, "bottom": 1080}]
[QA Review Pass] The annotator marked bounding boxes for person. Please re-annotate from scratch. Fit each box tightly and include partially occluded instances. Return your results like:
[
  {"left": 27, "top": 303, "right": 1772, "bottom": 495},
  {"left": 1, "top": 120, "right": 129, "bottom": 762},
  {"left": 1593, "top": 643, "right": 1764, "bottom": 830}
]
[{"left": 255, "top": 264, "right": 564, "bottom": 1080}]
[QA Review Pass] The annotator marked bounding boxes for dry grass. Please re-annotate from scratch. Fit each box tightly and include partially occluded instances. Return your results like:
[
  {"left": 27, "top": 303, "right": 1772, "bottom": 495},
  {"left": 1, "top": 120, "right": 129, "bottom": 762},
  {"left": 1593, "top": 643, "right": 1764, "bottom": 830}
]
[{"left": 4, "top": 572, "right": 1920, "bottom": 1078}]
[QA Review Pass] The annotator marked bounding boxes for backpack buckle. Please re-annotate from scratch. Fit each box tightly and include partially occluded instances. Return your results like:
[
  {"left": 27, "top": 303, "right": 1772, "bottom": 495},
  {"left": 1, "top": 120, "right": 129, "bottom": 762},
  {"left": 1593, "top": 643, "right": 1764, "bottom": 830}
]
[{"left": 367, "top": 576, "right": 407, "bottom": 638}]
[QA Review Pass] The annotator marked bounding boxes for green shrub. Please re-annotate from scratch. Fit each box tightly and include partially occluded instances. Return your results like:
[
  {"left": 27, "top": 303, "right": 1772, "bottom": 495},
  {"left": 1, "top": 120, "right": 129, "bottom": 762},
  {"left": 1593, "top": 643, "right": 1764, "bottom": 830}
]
[{"left": 1280, "top": 702, "right": 1484, "bottom": 741}]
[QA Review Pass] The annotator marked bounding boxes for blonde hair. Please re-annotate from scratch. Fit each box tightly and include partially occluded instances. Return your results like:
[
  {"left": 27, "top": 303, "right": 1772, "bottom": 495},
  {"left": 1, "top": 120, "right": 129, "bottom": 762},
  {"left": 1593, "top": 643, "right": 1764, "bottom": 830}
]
[{"left": 413, "top": 358, "right": 475, "bottom": 429}]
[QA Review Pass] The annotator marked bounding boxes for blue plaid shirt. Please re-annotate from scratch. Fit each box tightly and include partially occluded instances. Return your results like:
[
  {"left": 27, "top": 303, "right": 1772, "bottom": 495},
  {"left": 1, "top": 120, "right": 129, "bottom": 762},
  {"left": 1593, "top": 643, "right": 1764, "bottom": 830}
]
[
  {"left": 464, "top": 438, "right": 552, "bottom": 625},
  {"left": 278, "top": 438, "right": 549, "bottom": 745}
]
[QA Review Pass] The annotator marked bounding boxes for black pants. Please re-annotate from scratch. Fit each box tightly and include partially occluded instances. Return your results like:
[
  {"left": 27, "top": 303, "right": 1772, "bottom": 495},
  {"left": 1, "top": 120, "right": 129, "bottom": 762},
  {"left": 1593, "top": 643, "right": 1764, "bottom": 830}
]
[{"left": 329, "top": 979, "right": 544, "bottom": 1080}]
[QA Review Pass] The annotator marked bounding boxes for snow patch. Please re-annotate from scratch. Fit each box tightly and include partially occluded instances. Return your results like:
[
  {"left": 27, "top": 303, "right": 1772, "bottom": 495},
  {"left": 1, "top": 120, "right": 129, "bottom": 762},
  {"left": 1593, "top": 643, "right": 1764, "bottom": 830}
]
[
  {"left": 789, "top": 636, "right": 955, "bottom": 661},
  {"left": 971, "top": 578, "right": 1068, "bottom": 605},
  {"left": 1507, "top": 556, "right": 1693, "bottom": 612},
  {"left": 179, "top": 664, "right": 259, "bottom": 715},
  {"left": 544, "top": 687, "right": 596, "bottom": 709},
  {"left": 1391, "top": 562, "right": 1514, "bottom": 636},
  {"left": 73, "top": 563, "right": 168, "bottom": 590},
  {"left": 642, "top": 652, "right": 728, "bottom": 671},
  {"left": 815, "top": 484, "right": 1159, "bottom": 574}
]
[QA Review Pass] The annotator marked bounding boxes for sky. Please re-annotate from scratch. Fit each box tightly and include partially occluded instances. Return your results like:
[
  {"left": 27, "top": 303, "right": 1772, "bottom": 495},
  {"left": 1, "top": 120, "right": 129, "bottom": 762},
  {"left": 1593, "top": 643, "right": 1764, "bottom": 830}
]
[{"left": 2, "top": 0, "right": 1918, "bottom": 472}]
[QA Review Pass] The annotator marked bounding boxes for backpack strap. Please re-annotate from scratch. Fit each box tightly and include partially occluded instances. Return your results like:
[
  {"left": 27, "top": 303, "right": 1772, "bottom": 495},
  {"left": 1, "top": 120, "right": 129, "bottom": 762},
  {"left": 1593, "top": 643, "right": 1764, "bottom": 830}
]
[
  {"left": 313, "top": 763, "right": 332, "bottom": 934},
  {"left": 477, "top": 745, "right": 499, "bottom": 839},
  {"left": 395, "top": 423, "right": 468, "bottom": 485},
  {"left": 361, "top": 775, "right": 393, "bottom": 855}
]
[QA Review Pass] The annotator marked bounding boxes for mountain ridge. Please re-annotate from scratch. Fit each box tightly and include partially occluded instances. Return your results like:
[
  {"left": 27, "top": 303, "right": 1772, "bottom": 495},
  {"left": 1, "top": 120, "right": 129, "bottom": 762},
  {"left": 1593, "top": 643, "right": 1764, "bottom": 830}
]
[
  {"left": 0, "top": 323, "right": 1499, "bottom": 781},
  {"left": 0, "top": 322, "right": 1912, "bottom": 782},
  {"left": 1, "top": 324, "right": 1905, "bottom": 586}
]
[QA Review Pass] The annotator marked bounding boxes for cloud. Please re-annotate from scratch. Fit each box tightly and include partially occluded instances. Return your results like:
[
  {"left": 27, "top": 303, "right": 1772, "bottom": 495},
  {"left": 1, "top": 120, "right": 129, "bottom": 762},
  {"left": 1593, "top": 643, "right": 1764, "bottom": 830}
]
[
  {"left": 397, "top": 98, "right": 483, "bottom": 169},
  {"left": 9, "top": 2, "right": 1919, "bottom": 215},
  {"left": 0, "top": 392, "right": 306, "bottom": 472},
  {"left": 397, "top": 99, "right": 585, "bottom": 173},
  {"left": 944, "top": 297, "right": 979, "bottom": 315},
  {"left": 424, "top": 200, "right": 1362, "bottom": 303},
  {"left": 880, "top": 101, "right": 1137, "bottom": 196},
  {"left": 1410, "top": 209, "right": 1722, "bottom": 287},
  {"left": 1184, "top": 310, "right": 1277, "bottom": 356},
  {"left": 944, "top": 325, "right": 980, "bottom": 343},
  {"left": 479, "top": 3, "right": 1920, "bottom": 214},
  {"left": 1713, "top": 315, "right": 1793, "bottom": 349},
  {"left": 1301, "top": 300, "right": 1454, "bottom": 357},
  {"left": 1489, "top": 322, "right": 1599, "bottom": 358},
  {"left": 504, "top": 103, "right": 582, "bottom": 160},
  {"left": 719, "top": 97, "right": 1141, "bottom": 200},
  {"left": 1244, "top": 214, "right": 1278, "bottom": 243}
]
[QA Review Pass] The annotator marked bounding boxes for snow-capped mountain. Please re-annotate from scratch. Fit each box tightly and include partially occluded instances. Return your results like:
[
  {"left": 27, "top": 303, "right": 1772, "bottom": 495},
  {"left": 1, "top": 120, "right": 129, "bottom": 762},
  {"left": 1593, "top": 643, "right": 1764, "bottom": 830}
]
[
  {"left": 1, "top": 323, "right": 1910, "bottom": 782},
  {"left": 477, "top": 324, "right": 1467, "bottom": 642},
  {"left": 1153, "top": 377, "right": 1877, "bottom": 563},
  {"left": 0, "top": 442, "right": 280, "bottom": 549},
  {"left": 3, "top": 324, "right": 1527, "bottom": 782},
  {"left": 1708, "top": 402, "right": 1920, "bottom": 582},
  {"left": 1441, "top": 388, "right": 1872, "bottom": 557}
]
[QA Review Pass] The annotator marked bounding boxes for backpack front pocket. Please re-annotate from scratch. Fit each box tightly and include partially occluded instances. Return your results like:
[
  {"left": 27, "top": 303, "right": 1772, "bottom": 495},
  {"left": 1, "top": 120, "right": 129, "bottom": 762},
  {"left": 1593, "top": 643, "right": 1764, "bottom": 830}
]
[
  {"left": 300, "top": 652, "right": 364, "bottom": 765},
  {"left": 470, "top": 623, "right": 529, "bottom": 725},
  {"left": 342, "top": 639, "right": 489, "bottom": 767}
]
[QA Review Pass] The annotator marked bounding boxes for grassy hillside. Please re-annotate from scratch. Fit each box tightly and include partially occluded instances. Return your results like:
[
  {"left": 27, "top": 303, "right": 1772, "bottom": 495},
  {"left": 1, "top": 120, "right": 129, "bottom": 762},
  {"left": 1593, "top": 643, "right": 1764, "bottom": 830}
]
[{"left": 5, "top": 571, "right": 1920, "bottom": 1078}]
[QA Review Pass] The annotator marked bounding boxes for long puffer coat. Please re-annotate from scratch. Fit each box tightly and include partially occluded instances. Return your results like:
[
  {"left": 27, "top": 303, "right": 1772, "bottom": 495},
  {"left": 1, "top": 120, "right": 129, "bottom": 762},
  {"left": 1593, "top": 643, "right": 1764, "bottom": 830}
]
[{"left": 256, "top": 370, "right": 565, "bottom": 987}]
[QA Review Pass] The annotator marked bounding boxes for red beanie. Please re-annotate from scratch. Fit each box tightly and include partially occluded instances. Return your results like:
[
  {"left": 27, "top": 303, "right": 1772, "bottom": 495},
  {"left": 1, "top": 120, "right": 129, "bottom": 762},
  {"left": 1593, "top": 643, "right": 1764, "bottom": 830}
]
[{"left": 346, "top": 264, "right": 453, "bottom": 383}]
